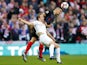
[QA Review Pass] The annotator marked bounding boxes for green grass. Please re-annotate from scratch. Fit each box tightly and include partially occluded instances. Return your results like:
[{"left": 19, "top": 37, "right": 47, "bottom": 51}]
[{"left": 0, "top": 55, "right": 87, "bottom": 65}]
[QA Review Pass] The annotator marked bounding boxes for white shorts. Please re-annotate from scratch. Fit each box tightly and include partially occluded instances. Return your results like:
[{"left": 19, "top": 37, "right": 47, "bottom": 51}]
[{"left": 39, "top": 34, "right": 53, "bottom": 46}]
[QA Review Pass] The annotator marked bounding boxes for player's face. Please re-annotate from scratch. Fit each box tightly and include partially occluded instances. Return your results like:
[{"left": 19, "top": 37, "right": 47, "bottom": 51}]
[
  {"left": 53, "top": 8, "right": 62, "bottom": 15},
  {"left": 40, "top": 14, "right": 45, "bottom": 21}
]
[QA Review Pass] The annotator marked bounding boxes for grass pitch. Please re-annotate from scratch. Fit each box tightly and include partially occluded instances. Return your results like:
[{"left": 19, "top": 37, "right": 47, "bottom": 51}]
[{"left": 0, "top": 55, "right": 87, "bottom": 65}]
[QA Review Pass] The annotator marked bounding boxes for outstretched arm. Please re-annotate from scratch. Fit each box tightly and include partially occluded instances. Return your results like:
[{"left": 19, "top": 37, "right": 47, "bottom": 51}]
[{"left": 18, "top": 18, "right": 34, "bottom": 26}]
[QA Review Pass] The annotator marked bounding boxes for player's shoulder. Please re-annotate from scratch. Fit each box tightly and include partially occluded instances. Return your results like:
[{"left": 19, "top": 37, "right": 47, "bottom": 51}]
[
  {"left": 32, "top": 20, "right": 37, "bottom": 24},
  {"left": 34, "top": 20, "right": 41, "bottom": 24},
  {"left": 33, "top": 20, "right": 38, "bottom": 23}
]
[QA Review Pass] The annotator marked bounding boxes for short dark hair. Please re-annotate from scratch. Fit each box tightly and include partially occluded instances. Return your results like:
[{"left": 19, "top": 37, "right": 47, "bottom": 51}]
[{"left": 36, "top": 13, "right": 45, "bottom": 20}]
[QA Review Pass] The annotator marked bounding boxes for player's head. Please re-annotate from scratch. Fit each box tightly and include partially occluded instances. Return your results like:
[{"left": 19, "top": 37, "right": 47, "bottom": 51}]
[
  {"left": 53, "top": 7, "right": 62, "bottom": 15},
  {"left": 37, "top": 13, "right": 45, "bottom": 21}
]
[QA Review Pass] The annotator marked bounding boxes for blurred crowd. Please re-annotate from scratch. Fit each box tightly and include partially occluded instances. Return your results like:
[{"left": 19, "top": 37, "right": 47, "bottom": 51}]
[{"left": 0, "top": 0, "right": 87, "bottom": 43}]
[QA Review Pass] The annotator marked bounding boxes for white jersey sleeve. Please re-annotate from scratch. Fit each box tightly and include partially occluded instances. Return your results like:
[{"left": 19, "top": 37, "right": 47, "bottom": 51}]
[{"left": 32, "top": 20, "right": 37, "bottom": 25}]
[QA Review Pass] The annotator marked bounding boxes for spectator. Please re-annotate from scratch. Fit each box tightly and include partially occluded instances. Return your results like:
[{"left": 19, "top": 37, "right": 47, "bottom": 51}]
[
  {"left": 9, "top": 14, "right": 19, "bottom": 29},
  {"left": 19, "top": 0, "right": 29, "bottom": 18},
  {"left": 56, "top": 0, "right": 62, "bottom": 7},
  {"left": 76, "top": 20, "right": 87, "bottom": 43},
  {"left": 7, "top": 0, "right": 15, "bottom": 11},
  {"left": 0, "top": 0, "right": 7, "bottom": 9},
  {"left": 0, "top": 19, "right": 3, "bottom": 40},
  {"left": 47, "top": 24, "right": 56, "bottom": 38},
  {"left": 13, "top": 2, "right": 20, "bottom": 14},
  {"left": 72, "top": 14, "right": 80, "bottom": 27},
  {"left": 29, "top": 5, "right": 34, "bottom": 13},
  {"left": 38, "top": 1, "right": 45, "bottom": 13},
  {"left": 55, "top": 22, "right": 64, "bottom": 42},
  {"left": 1, "top": 21, "right": 11, "bottom": 41},
  {"left": 62, "top": 18, "right": 69, "bottom": 43},
  {"left": 29, "top": 9, "right": 37, "bottom": 22},
  {"left": 29, "top": 0, "right": 38, "bottom": 13},
  {"left": 19, "top": 24, "right": 30, "bottom": 41},
  {"left": 68, "top": 23, "right": 77, "bottom": 43},
  {"left": 10, "top": 23, "right": 19, "bottom": 41}
]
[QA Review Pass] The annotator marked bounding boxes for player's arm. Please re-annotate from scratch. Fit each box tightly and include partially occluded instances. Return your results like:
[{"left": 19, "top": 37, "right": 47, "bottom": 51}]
[
  {"left": 46, "top": 31, "right": 56, "bottom": 42},
  {"left": 18, "top": 18, "right": 34, "bottom": 26},
  {"left": 44, "top": 22, "right": 51, "bottom": 28}
]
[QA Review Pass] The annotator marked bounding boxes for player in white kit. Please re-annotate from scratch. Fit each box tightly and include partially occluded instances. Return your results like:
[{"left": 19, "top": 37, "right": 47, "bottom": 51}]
[{"left": 19, "top": 8, "right": 62, "bottom": 64}]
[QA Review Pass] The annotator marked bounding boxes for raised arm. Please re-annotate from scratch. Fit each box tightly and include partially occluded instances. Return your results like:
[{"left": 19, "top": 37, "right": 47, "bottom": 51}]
[{"left": 18, "top": 18, "right": 34, "bottom": 26}]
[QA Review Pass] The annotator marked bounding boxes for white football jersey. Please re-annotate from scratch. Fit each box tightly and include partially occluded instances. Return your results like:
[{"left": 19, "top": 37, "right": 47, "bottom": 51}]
[{"left": 33, "top": 20, "right": 47, "bottom": 35}]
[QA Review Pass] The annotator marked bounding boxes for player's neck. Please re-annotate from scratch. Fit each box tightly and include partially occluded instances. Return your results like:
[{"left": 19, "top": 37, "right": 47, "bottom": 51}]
[{"left": 38, "top": 19, "right": 44, "bottom": 23}]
